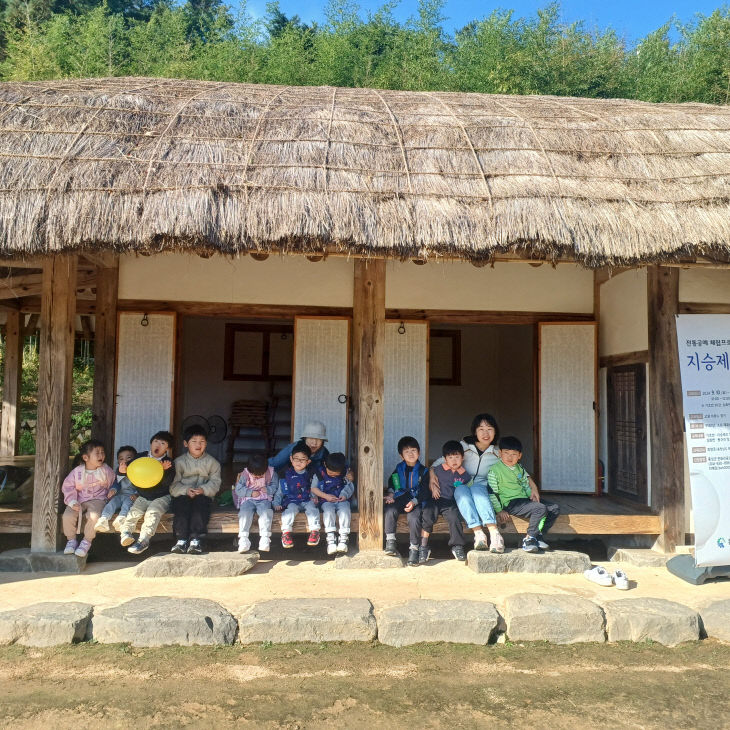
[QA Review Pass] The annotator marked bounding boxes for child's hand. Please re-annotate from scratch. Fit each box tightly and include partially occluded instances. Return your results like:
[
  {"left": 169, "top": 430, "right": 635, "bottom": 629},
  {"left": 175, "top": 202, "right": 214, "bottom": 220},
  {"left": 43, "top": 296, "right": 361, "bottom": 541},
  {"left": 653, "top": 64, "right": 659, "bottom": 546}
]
[
  {"left": 162, "top": 460, "right": 172, "bottom": 470},
  {"left": 70, "top": 503, "right": 81, "bottom": 512},
  {"left": 404, "top": 500, "right": 415, "bottom": 512},
  {"left": 430, "top": 485, "right": 440, "bottom": 498},
  {"left": 337, "top": 496, "right": 347, "bottom": 502},
  {"left": 187, "top": 488, "right": 197, "bottom": 498},
  {"left": 274, "top": 505, "right": 283, "bottom": 512},
  {"left": 118, "top": 463, "right": 127, "bottom": 474},
  {"left": 496, "top": 510, "right": 509, "bottom": 526},
  {"left": 130, "top": 494, "right": 137, "bottom": 502},
  {"left": 326, "top": 494, "right": 338, "bottom": 503},
  {"left": 106, "top": 488, "right": 116, "bottom": 499},
  {"left": 384, "top": 495, "right": 394, "bottom": 504}
]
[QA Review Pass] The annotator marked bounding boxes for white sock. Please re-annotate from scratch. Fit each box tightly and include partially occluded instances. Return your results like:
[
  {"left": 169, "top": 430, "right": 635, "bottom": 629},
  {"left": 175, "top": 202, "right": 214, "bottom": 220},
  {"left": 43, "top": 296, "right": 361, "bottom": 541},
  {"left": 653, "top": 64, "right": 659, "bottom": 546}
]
[{"left": 386, "top": 533, "right": 396, "bottom": 541}]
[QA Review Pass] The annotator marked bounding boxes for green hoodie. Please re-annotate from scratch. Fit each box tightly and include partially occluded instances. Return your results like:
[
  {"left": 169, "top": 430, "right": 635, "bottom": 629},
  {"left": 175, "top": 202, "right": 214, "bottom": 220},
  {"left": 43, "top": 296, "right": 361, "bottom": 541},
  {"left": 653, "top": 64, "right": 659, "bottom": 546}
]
[{"left": 487, "top": 460, "right": 531, "bottom": 511}]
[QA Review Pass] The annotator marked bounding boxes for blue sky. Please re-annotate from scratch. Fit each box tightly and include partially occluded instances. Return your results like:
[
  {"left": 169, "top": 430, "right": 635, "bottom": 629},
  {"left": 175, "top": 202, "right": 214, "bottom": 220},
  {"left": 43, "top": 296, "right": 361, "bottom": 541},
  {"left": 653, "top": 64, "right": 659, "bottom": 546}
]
[{"left": 243, "top": 1, "right": 726, "bottom": 41}]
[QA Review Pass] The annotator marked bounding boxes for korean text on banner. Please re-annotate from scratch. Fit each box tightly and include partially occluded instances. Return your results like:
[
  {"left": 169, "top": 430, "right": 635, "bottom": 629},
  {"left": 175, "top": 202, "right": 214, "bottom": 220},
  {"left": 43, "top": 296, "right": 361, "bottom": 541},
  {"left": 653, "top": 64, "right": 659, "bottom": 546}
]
[{"left": 676, "top": 315, "right": 730, "bottom": 567}]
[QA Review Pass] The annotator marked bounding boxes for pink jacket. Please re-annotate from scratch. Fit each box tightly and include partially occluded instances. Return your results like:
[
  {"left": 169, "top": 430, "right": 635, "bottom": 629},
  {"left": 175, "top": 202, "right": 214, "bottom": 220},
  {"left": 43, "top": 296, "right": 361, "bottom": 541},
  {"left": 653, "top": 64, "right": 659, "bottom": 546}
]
[{"left": 61, "top": 464, "right": 116, "bottom": 506}]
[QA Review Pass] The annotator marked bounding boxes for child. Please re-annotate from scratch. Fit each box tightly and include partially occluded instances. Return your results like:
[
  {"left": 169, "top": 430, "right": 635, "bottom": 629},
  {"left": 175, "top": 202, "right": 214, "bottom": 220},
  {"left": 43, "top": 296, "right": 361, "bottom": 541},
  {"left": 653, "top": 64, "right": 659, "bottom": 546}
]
[
  {"left": 488, "top": 436, "right": 560, "bottom": 553},
  {"left": 120, "top": 431, "right": 175, "bottom": 555},
  {"left": 420, "top": 440, "right": 468, "bottom": 562},
  {"left": 269, "top": 421, "right": 330, "bottom": 471},
  {"left": 94, "top": 445, "right": 137, "bottom": 533},
  {"left": 169, "top": 425, "right": 222, "bottom": 554},
  {"left": 61, "top": 439, "right": 116, "bottom": 557},
  {"left": 272, "top": 443, "right": 321, "bottom": 549},
  {"left": 233, "top": 453, "right": 276, "bottom": 553},
  {"left": 384, "top": 436, "right": 428, "bottom": 566},
  {"left": 311, "top": 452, "right": 354, "bottom": 555}
]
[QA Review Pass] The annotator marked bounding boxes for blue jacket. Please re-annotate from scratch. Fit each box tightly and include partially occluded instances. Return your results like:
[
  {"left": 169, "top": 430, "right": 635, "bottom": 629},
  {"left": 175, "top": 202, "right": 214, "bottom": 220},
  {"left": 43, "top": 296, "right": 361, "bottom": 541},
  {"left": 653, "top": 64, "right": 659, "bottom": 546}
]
[
  {"left": 386, "top": 460, "right": 428, "bottom": 504},
  {"left": 273, "top": 467, "right": 314, "bottom": 508}
]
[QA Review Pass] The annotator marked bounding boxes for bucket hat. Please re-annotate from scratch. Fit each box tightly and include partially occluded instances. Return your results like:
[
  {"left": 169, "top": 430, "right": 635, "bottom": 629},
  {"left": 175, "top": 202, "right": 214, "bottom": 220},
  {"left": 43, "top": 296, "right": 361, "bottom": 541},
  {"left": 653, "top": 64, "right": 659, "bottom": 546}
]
[{"left": 300, "top": 421, "right": 327, "bottom": 441}]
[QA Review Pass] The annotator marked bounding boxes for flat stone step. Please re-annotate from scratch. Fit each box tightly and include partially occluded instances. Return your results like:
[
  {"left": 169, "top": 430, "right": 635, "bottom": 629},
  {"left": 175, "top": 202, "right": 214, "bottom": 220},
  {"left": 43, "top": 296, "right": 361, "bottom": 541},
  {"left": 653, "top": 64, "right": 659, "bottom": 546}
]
[
  {"left": 0, "top": 602, "right": 93, "bottom": 646},
  {"left": 92, "top": 597, "right": 237, "bottom": 646},
  {"left": 603, "top": 597, "right": 700, "bottom": 646},
  {"left": 237, "top": 598, "right": 376, "bottom": 644},
  {"left": 504, "top": 593, "right": 606, "bottom": 644},
  {"left": 0, "top": 548, "right": 86, "bottom": 573},
  {"left": 467, "top": 549, "right": 590, "bottom": 574},
  {"left": 335, "top": 551, "right": 405, "bottom": 569},
  {"left": 134, "top": 551, "right": 259, "bottom": 578},
  {"left": 608, "top": 548, "right": 671, "bottom": 567},
  {"left": 378, "top": 600, "right": 502, "bottom": 647},
  {"left": 699, "top": 599, "right": 730, "bottom": 643}
]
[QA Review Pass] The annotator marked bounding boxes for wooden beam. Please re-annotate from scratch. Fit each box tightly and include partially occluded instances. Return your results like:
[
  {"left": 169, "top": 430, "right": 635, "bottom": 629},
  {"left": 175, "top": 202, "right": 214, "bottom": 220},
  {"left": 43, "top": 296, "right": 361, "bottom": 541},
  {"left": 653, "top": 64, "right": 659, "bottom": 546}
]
[
  {"left": 353, "top": 259, "right": 385, "bottom": 552},
  {"left": 599, "top": 350, "right": 649, "bottom": 368},
  {"left": 647, "top": 266, "right": 684, "bottom": 552},
  {"left": 0, "top": 309, "right": 23, "bottom": 457},
  {"left": 91, "top": 257, "right": 118, "bottom": 451},
  {"left": 679, "top": 302, "right": 730, "bottom": 315},
  {"left": 31, "top": 256, "right": 77, "bottom": 553},
  {"left": 0, "top": 272, "right": 96, "bottom": 301},
  {"left": 386, "top": 309, "right": 594, "bottom": 324}
]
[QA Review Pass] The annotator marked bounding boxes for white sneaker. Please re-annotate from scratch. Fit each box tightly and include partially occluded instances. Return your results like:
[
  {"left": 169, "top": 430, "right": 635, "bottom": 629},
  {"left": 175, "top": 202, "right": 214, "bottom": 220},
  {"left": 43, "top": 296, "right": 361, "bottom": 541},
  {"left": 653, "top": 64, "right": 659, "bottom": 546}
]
[
  {"left": 238, "top": 536, "right": 251, "bottom": 553},
  {"left": 327, "top": 540, "right": 338, "bottom": 556},
  {"left": 474, "top": 536, "right": 489, "bottom": 551},
  {"left": 337, "top": 536, "right": 349, "bottom": 553},
  {"left": 94, "top": 516, "right": 110, "bottom": 533},
  {"left": 258, "top": 537, "right": 271, "bottom": 552},
  {"left": 583, "top": 566, "right": 614, "bottom": 587},
  {"left": 613, "top": 570, "right": 629, "bottom": 590},
  {"left": 489, "top": 532, "right": 505, "bottom": 554},
  {"left": 112, "top": 515, "right": 124, "bottom": 532}
]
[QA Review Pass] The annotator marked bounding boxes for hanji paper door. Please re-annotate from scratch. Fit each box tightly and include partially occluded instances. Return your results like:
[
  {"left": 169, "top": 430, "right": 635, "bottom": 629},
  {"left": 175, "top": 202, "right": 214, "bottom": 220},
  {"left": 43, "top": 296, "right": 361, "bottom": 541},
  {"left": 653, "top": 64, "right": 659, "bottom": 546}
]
[
  {"left": 114, "top": 312, "right": 176, "bottom": 457},
  {"left": 538, "top": 322, "right": 598, "bottom": 493},
  {"left": 383, "top": 320, "right": 428, "bottom": 482},
  {"left": 292, "top": 317, "right": 350, "bottom": 455}
]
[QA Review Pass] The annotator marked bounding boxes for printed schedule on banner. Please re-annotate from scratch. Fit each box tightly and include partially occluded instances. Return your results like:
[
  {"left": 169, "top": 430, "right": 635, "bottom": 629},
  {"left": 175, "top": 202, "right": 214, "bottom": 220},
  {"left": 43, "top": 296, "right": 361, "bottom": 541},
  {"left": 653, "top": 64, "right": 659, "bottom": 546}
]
[{"left": 676, "top": 315, "right": 730, "bottom": 567}]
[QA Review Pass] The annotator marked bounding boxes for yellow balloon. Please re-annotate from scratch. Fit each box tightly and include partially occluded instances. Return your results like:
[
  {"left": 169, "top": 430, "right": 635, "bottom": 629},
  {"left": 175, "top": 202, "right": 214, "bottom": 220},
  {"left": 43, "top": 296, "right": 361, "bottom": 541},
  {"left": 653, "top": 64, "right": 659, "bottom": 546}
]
[{"left": 126, "top": 457, "right": 164, "bottom": 489}]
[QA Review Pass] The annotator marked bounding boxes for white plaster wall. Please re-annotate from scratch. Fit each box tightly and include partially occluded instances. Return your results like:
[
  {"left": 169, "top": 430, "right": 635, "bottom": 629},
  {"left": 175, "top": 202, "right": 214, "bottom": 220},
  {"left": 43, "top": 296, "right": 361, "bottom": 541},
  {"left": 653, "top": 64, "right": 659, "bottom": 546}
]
[
  {"left": 599, "top": 269, "right": 648, "bottom": 357},
  {"left": 119, "top": 252, "right": 354, "bottom": 307},
  {"left": 680, "top": 268, "right": 730, "bottom": 304},
  {"left": 386, "top": 261, "right": 593, "bottom": 313}
]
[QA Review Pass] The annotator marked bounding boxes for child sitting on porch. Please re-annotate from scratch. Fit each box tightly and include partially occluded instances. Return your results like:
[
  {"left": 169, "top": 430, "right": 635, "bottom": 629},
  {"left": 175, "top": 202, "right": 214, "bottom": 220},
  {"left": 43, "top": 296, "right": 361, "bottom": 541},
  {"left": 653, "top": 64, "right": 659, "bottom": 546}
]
[
  {"left": 488, "top": 436, "right": 560, "bottom": 553},
  {"left": 61, "top": 439, "right": 116, "bottom": 558},
  {"left": 272, "top": 443, "right": 321, "bottom": 549},
  {"left": 420, "top": 440, "right": 469, "bottom": 563},
  {"left": 311, "top": 452, "right": 354, "bottom": 556},
  {"left": 94, "top": 445, "right": 137, "bottom": 533},
  {"left": 233, "top": 454, "right": 276, "bottom": 553},
  {"left": 384, "top": 436, "right": 429, "bottom": 566},
  {"left": 169, "top": 425, "right": 222, "bottom": 555},
  {"left": 120, "top": 431, "right": 175, "bottom": 555}
]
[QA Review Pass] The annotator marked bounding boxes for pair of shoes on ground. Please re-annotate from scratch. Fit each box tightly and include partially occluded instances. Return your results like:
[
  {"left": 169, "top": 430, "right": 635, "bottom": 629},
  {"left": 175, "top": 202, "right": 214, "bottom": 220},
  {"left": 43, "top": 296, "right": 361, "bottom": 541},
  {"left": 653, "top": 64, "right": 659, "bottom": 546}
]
[
  {"left": 282, "top": 530, "right": 321, "bottom": 549},
  {"left": 521, "top": 535, "right": 551, "bottom": 553},
  {"left": 584, "top": 565, "right": 629, "bottom": 590},
  {"left": 237, "top": 536, "right": 271, "bottom": 553},
  {"left": 325, "top": 534, "right": 349, "bottom": 555},
  {"left": 63, "top": 539, "right": 91, "bottom": 557},
  {"left": 388, "top": 542, "right": 427, "bottom": 565},
  {"left": 170, "top": 539, "right": 203, "bottom": 555}
]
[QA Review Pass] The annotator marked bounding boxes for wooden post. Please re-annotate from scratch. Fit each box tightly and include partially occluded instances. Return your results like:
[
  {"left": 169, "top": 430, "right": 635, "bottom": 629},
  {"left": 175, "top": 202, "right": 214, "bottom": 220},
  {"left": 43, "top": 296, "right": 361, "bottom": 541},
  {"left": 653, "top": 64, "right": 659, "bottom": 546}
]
[
  {"left": 647, "top": 265, "right": 684, "bottom": 551},
  {"left": 0, "top": 309, "right": 23, "bottom": 457},
  {"left": 31, "top": 256, "right": 77, "bottom": 553},
  {"left": 353, "top": 259, "right": 385, "bottom": 551},
  {"left": 91, "top": 254, "right": 119, "bottom": 452}
]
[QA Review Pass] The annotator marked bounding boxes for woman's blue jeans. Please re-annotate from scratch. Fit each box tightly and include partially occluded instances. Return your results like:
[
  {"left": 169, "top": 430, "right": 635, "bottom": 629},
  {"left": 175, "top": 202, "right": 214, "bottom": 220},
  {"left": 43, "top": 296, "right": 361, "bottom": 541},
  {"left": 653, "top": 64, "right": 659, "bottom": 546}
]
[{"left": 454, "top": 482, "right": 496, "bottom": 528}]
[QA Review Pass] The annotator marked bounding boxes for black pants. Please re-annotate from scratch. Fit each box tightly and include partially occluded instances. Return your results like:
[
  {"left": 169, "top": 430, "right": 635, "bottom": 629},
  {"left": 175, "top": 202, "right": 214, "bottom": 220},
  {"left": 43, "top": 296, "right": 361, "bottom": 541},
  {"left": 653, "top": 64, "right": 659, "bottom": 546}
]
[
  {"left": 384, "top": 493, "right": 422, "bottom": 546},
  {"left": 504, "top": 498, "right": 560, "bottom": 537},
  {"left": 172, "top": 494, "right": 212, "bottom": 540},
  {"left": 421, "top": 498, "right": 465, "bottom": 547}
]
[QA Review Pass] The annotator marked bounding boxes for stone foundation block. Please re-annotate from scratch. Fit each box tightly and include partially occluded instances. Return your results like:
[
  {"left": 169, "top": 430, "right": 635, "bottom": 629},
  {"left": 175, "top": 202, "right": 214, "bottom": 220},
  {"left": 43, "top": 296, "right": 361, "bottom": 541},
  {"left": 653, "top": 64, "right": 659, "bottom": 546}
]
[
  {"left": 608, "top": 548, "right": 671, "bottom": 568},
  {"left": 699, "top": 599, "right": 730, "bottom": 643},
  {"left": 378, "top": 599, "right": 502, "bottom": 647},
  {"left": 134, "top": 551, "right": 259, "bottom": 578},
  {"left": 334, "top": 551, "right": 405, "bottom": 569},
  {"left": 92, "top": 597, "right": 237, "bottom": 646},
  {"left": 237, "top": 598, "right": 376, "bottom": 643},
  {"left": 0, "top": 548, "right": 86, "bottom": 573},
  {"left": 604, "top": 598, "right": 699, "bottom": 646},
  {"left": 467, "top": 549, "right": 590, "bottom": 574},
  {"left": 504, "top": 593, "right": 605, "bottom": 644},
  {"left": 0, "top": 602, "right": 93, "bottom": 646}
]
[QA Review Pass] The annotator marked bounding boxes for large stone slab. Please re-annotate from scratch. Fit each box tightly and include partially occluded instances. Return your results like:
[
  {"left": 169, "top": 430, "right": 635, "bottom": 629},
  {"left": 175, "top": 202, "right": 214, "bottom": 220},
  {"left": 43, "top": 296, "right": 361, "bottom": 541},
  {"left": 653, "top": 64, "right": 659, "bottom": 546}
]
[
  {"left": 504, "top": 593, "right": 605, "bottom": 644},
  {"left": 0, "top": 602, "right": 93, "bottom": 646},
  {"left": 666, "top": 554, "right": 730, "bottom": 585},
  {"left": 604, "top": 598, "right": 700, "bottom": 646},
  {"left": 92, "top": 597, "right": 237, "bottom": 646},
  {"left": 608, "top": 548, "right": 671, "bottom": 568},
  {"left": 378, "top": 600, "right": 502, "bottom": 647},
  {"left": 467, "top": 549, "right": 590, "bottom": 574},
  {"left": 334, "top": 551, "right": 405, "bottom": 569},
  {"left": 237, "top": 598, "right": 376, "bottom": 643},
  {"left": 134, "top": 551, "right": 259, "bottom": 578},
  {"left": 699, "top": 599, "right": 730, "bottom": 643},
  {"left": 0, "top": 548, "right": 86, "bottom": 573}
]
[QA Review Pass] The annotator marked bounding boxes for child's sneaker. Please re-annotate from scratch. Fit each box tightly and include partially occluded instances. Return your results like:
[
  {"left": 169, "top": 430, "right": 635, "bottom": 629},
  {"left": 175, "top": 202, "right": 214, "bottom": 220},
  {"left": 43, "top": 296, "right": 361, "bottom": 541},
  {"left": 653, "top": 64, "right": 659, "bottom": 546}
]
[
  {"left": 474, "top": 535, "right": 489, "bottom": 551},
  {"left": 238, "top": 536, "right": 251, "bottom": 553},
  {"left": 74, "top": 538, "right": 92, "bottom": 557},
  {"left": 326, "top": 534, "right": 337, "bottom": 555},
  {"left": 384, "top": 538, "right": 398, "bottom": 556},
  {"left": 536, "top": 534, "right": 550, "bottom": 550},
  {"left": 112, "top": 515, "right": 125, "bottom": 532},
  {"left": 171, "top": 540, "right": 187, "bottom": 554},
  {"left": 489, "top": 532, "right": 505, "bottom": 554},
  {"left": 120, "top": 532, "right": 135, "bottom": 547},
  {"left": 63, "top": 539, "right": 78, "bottom": 555},
  {"left": 187, "top": 538, "right": 203, "bottom": 554},
  {"left": 407, "top": 547, "right": 420, "bottom": 566},
  {"left": 336, "top": 535, "right": 349, "bottom": 553},
  {"left": 258, "top": 537, "right": 271, "bottom": 552},
  {"left": 451, "top": 545, "right": 467, "bottom": 561},
  {"left": 521, "top": 536, "right": 540, "bottom": 553},
  {"left": 128, "top": 539, "right": 149, "bottom": 555},
  {"left": 307, "top": 530, "right": 320, "bottom": 547},
  {"left": 282, "top": 532, "right": 294, "bottom": 549},
  {"left": 612, "top": 569, "right": 630, "bottom": 590},
  {"left": 583, "top": 566, "right": 614, "bottom": 587},
  {"left": 418, "top": 545, "right": 431, "bottom": 564},
  {"left": 94, "top": 516, "right": 110, "bottom": 533}
]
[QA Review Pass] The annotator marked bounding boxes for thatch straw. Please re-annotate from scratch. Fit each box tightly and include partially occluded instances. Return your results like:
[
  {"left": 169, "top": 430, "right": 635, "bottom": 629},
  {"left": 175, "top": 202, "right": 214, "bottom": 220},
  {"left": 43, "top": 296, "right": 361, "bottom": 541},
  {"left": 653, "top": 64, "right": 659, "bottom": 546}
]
[{"left": 0, "top": 77, "right": 728, "bottom": 266}]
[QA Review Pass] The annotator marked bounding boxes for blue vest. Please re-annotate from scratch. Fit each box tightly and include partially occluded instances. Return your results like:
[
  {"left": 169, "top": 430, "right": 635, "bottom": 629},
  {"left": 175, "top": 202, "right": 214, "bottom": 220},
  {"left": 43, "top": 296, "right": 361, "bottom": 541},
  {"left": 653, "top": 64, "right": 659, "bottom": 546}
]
[
  {"left": 394, "top": 461, "right": 427, "bottom": 500},
  {"left": 280, "top": 467, "right": 313, "bottom": 507},
  {"left": 315, "top": 466, "right": 347, "bottom": 499}
]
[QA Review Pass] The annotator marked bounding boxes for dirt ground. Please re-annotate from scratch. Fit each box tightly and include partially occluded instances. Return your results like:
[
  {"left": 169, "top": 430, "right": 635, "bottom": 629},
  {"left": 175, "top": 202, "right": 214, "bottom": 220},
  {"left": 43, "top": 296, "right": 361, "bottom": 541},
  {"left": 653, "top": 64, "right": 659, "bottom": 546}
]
[{"left": 1, "top": 641, "right": 729, "bottom": 729}]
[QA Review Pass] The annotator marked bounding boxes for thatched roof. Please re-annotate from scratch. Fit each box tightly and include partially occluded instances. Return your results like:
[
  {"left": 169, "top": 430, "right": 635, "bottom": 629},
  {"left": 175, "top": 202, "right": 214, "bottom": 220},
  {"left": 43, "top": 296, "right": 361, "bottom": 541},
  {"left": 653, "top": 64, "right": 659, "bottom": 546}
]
[{"left": 0, "top": 77, "right": 728, "bottom": 266}]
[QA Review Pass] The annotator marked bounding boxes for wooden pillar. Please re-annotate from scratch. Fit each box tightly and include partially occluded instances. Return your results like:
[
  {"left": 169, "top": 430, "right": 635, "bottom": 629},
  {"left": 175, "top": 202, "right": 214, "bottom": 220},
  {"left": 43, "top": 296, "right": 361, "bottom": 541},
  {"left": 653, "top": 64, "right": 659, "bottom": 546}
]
[
  {"left": 0, "top": 308, "right": 23, "bottom": 457},
  {"left": 353, "top": 259, "right": 385, "bottom": 551},
  {"left": 91, "top": 254, "right": 119, "bottom": 452},
  {"left": 31, "top": 256, "right": 77, "bottom": 553},
  {"left": 647, "top": 265, "right": 684, "bottom": 551}
]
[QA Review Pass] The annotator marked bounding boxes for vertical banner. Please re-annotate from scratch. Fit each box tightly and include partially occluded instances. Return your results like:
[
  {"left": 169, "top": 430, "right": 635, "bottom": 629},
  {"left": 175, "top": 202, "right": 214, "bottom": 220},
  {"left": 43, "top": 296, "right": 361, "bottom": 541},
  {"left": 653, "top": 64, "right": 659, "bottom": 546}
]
[{"left": 676, "top": 315, "right": 730, "bottom": 567}]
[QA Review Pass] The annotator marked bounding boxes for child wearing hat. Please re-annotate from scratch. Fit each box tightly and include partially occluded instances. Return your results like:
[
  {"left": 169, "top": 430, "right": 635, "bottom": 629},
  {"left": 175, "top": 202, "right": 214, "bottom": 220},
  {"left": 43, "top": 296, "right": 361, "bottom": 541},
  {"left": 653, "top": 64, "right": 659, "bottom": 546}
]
[{"left": 268, "top": 420, "right": 330, "bottom": 471}]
